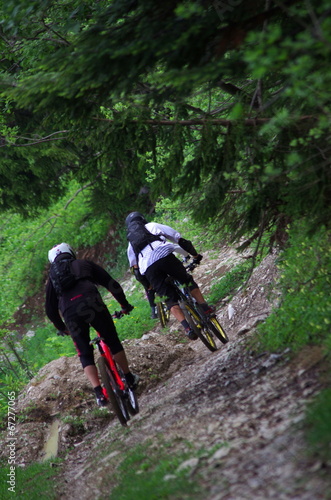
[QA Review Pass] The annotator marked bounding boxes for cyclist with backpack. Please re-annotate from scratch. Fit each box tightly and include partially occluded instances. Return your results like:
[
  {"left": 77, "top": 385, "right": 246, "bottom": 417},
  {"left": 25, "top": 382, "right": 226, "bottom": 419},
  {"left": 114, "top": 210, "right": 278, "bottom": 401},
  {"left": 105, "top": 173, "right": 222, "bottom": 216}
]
[
  {"left": 131, "top": 244, "right": 189, "bottom": 320},
  {"left": 45, "top": 243, "right": 139, "bottom": 407},
  {"left": 125, "top": 212, "right": 215, "bottom": 341}
]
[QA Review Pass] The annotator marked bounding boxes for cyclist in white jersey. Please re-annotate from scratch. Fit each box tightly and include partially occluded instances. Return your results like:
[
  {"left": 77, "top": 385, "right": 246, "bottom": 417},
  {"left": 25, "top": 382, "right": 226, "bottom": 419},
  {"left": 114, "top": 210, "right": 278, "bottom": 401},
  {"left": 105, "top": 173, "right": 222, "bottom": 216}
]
[{"left": 126, "top": 212, "right": 214, "bottom": 340}]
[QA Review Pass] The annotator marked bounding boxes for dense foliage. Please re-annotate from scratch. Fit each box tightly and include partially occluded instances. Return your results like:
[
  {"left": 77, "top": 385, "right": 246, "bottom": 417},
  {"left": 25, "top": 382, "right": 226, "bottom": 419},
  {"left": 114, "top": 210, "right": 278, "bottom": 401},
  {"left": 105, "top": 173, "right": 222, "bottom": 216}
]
[
  {"left": 0, "top": 0, "right": 330, "bottom": 466},
  {"left": 0, "top": 0, "right": 330, "bottom": 243},
  {"left": 257, "top": 222, "right": 331, "bottom": 352},
  {"left": 0, "top": 181, "right": 111, "bottom": 324}
]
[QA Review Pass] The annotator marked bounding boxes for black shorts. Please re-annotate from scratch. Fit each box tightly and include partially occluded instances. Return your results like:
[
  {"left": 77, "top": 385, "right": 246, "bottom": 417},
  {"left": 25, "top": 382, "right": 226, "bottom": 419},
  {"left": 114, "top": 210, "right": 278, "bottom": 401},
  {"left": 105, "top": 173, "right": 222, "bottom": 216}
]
[
  {"left": 63, "top": 293, "right": 123, "bottom": 368},
  {"left": 145, "top": 253, "right": 197, "bottom": 308}
]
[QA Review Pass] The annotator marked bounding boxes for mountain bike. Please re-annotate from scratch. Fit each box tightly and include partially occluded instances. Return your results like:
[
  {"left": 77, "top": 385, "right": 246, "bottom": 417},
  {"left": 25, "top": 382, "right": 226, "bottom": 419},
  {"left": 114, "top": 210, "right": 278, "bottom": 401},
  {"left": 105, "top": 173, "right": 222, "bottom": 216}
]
[
  {"left": 168, "top": 261, "right": 228, "bottom": 352},
  {"left": 89, "top": 311, "right": 139, "bottom": 426}
]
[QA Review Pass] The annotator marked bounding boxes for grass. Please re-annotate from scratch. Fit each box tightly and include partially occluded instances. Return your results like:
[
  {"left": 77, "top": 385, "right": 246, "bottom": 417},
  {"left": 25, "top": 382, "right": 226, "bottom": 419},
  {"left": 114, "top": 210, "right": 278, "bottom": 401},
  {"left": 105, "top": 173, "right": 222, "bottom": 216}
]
[
  {"left": 106, "top": 440, "right": 204, "bottom": 500},
  {"left": 304, "top": 388, "right": 331, "bottom": 461},
  {"left": 252, "top": 222, "right": 331, "bottom": 463},
  {"left": 97, "top": 438, "right": 228, "bottom": 500},
  {"left": 104, "top": 279, "right": 159, "bottom": 341},
  {"left": 255, "top": 224, "right": 331, "bottom": 353},
  {"left": 0, "top": 459, "right": 62, "bottom": 500},
  {"left": 207, "top": 260, "right": 253, "bottom": 304}
]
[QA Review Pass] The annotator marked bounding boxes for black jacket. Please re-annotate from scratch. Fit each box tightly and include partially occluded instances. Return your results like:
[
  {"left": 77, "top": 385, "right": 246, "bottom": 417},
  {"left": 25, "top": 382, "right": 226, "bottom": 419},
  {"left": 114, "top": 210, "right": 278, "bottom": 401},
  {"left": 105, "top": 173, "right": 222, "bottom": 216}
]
[{"left": 45, "top": 256, "right": 129, "bottom": 331}]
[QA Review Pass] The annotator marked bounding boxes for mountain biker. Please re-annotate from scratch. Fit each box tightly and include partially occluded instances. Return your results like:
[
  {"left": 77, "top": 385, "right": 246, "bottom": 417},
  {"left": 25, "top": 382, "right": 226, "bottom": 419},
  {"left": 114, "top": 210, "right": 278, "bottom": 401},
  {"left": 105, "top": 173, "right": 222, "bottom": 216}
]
[
  {"left": 45, "top": 243, "right": 139, "bottom": 407},
  {"left": 126, "top": 212, "right": 215, "bottom": 340},
  {"left": 131, "top": 244, "right": 189, "bottom": 320}
]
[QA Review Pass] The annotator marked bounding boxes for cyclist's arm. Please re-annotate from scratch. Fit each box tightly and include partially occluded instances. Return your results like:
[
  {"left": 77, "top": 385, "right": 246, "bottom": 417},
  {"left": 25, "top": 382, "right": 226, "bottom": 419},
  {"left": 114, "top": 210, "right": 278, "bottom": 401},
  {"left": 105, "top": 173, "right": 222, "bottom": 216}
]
[
  {"left": 89, "top": 261, "right": 132, "bottom": 310},
  {"left": 173, "top": 244, "right": 189, "bottom": 258},
  {"left": 45, "top": 281, "right": 67, "bottom": 331},
  {"left": 177, "top": 237, "right": 199, "bottom": 257},
  {"left": 146, "top": 222, "right": 200, "bottom": 258}
]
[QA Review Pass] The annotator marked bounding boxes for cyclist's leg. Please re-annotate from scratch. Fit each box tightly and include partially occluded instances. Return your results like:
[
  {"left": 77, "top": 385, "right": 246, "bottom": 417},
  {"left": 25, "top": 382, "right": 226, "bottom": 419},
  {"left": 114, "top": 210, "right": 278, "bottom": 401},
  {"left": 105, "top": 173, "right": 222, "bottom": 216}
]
[
  {"left": 63, "top": 304, "right": 106, "bottom": 403},
  {"left": 162, "top": 257, "right": 214, "bottom": 312},
  {"left": 145, "top": 256, "right": 182, "bottom": 319},
  {"left": 145, "top": 256, "right": 196, "bottom": 338}
]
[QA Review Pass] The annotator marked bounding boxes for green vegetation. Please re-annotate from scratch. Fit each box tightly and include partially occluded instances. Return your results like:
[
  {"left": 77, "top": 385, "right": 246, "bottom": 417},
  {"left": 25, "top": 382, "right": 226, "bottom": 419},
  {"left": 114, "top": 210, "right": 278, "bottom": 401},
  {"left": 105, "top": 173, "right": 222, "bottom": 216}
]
[
  {"left": 105, "top": 285, "right": 158, "bottom": 341},
  {"left": 0, "top": 325, "right": 76, "bottom": 420},
  {"left": 1, "top": 0, "right": 330, "bottom": 248},
  {"left": 256, "top": 223, "right": 331, "bottom": 353},
  {"left": 208, "top": 261, "right": 254, "bottom": 304},
  {"left": 0, "top": 459, "right": 61, "bottom": 500},
  {"left": 0, "top": 181, "right": 111, "bottom": 325},
  {"left": 109, "top": 441, "right": 203, "bottom": 500},
  {"left": 0, "top": 0, "right": 331, "bottom": 488},
  {"left": 305, "top": 388, "right": 331, "bottom": 461}
]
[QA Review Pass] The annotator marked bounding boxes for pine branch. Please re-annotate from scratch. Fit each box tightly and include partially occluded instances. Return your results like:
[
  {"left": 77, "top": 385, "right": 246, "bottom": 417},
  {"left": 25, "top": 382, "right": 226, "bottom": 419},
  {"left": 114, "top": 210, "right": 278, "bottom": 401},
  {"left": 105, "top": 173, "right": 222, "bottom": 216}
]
[{"left": 93, "top": 116, "right": 317, "bottom": 126}]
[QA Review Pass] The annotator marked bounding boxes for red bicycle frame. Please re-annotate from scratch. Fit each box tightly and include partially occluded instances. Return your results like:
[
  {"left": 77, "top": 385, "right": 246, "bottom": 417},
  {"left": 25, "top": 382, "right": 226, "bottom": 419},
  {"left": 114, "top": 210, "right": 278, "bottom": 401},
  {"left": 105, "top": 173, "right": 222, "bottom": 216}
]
[{"left": 97, "top": 333, "right": 125, "bottom": 391}]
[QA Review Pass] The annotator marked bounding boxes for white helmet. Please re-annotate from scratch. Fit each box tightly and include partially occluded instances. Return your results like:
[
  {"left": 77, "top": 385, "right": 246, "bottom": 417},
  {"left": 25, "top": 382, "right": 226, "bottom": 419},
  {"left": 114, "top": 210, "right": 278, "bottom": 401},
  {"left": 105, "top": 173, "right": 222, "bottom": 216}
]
[{"left": 48, "top": 243, "right": 76, "bottom": 263}]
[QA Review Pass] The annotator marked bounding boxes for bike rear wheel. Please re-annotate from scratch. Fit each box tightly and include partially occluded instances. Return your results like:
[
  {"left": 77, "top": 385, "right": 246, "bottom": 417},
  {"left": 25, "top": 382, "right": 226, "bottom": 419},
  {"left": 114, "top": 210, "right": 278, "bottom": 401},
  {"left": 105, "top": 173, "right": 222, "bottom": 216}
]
[
  {"left": 97, "top": 356, "right": 129, "bottom": 426},
  {"left": 182, "top": 303, "right": 217, "bottom": 352},
  {"left": 157, "top": 301, "right": 170, "bottom": 327}
]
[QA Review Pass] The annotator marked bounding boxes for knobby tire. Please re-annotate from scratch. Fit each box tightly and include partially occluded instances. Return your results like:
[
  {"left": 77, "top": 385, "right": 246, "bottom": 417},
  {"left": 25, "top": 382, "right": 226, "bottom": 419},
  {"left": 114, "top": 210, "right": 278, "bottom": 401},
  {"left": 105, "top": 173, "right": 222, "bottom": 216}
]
[
  {"left": 126, "top": 388, "right": 139, "bottom": 416},
  {"left": 182, "top": 303, "right": 217, "bottom": 352},
  {"left": 157, "top": 302, "right": 170, "bottom": 328},
  {"left": 97, "top": 356, "right": 129, "bottom": 426},
  {"left": 116, "top": 366, "right": 139, "bottom": 416},
  {"left": 207, "top": 316, "right": 229, "bottom": 344}
]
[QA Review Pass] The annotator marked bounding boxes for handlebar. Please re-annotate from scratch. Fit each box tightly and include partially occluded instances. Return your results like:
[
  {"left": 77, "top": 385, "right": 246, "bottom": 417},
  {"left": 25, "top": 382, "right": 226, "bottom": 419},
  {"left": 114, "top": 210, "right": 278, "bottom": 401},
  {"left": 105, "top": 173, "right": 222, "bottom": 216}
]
[
  {"left": 185, "top": 259, "right": 202, "bottom": 272},
  {"left": 183, "top": 254, "right": 202, "bottom": 272}
]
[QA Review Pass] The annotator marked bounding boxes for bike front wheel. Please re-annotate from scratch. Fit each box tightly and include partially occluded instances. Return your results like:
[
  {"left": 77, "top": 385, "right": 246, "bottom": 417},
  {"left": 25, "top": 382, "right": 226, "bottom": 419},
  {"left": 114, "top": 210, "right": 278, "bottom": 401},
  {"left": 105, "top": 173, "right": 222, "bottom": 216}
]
[
  {"left": 116, "top": 367, "right": 139, "bottom": 416},
  {"left": 126, "top": 388, "right": 139, "bottom": 416},
  {"left": 182, "top": 303, "right": 217, "bottom": 352},
  {"left": 97, "top": 356, "right": 130, "bottom": 426}
]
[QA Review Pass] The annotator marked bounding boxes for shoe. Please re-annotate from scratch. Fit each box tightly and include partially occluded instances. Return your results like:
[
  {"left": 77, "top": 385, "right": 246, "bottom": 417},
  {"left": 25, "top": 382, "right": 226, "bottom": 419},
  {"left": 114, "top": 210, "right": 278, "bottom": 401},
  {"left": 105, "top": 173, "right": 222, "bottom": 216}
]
[
  {"left": 185, "top": 328, "right": 198, "bottom": 341},
  {"left": 126, "top": 372, "right": 140, "bottom": 390},
  {"left": 96, "top": 394, "right": 108, "bottom": 407},
  {"left": 150, "top": 306, "right": 158, "bottom": 319}
]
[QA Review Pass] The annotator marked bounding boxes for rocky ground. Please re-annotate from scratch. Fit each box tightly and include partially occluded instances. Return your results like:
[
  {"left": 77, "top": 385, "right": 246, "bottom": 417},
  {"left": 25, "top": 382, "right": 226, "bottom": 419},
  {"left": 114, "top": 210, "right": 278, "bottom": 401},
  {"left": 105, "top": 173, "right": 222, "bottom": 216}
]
[{"left": 1, "top": 245, "right": 330, "bottom": 499}]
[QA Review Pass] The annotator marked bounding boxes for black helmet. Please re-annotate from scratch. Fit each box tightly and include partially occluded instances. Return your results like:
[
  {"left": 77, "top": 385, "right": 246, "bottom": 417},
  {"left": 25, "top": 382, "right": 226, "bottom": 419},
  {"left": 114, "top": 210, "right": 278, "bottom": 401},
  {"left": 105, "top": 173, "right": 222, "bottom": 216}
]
[{"left": 125, "top": 212, "right": 147, "bottom": 227}]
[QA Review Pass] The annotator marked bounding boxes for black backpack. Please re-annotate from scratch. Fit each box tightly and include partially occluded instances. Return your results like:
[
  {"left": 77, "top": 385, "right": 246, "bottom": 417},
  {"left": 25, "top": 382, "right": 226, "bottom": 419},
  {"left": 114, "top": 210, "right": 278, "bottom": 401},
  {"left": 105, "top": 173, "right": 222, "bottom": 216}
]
[
  {"left": 127, "top": 220, "right": 162, "bottom": 258},
  {"left": 49, "top": 258, "right": 77, "bottom": 296}
]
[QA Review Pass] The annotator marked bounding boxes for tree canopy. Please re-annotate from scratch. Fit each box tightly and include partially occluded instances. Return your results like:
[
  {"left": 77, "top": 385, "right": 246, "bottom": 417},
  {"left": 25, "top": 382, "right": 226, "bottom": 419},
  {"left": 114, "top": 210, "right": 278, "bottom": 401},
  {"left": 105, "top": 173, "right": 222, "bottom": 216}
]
[{"left": 1, "top": 0, "right": 330, "bottom": 242}]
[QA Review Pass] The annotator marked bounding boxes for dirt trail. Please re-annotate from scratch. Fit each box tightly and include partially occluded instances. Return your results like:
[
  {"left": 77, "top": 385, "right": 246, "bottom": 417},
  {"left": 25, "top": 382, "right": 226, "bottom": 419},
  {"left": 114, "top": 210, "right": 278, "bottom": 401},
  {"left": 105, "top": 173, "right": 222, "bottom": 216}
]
[{"left": 2, "top": 246, "right": 329, "bottom": 499}]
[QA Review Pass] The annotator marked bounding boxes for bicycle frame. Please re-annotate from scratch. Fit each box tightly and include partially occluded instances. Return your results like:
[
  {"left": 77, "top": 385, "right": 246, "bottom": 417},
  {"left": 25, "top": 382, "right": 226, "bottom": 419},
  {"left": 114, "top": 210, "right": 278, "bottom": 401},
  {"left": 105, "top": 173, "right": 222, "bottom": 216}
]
[
  {"left": 95, "top": 335, "right": 125, "bottom": 391},
  {"left": 90, "top": 331, "right": 139, "bottom": 425},
  {"left": 165, "top": 261, "right": 228, "bottom": 350},
  {"left": 169, "top": 263, "right": 201, "bottom": 314}
]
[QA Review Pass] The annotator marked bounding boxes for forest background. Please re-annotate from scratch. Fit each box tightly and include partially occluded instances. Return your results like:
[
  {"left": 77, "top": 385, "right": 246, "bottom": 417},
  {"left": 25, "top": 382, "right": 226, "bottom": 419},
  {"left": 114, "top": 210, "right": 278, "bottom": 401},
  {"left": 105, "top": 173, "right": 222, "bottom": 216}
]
[{"left": 0, "top": 0, "right": 330, "bottom": 471}]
